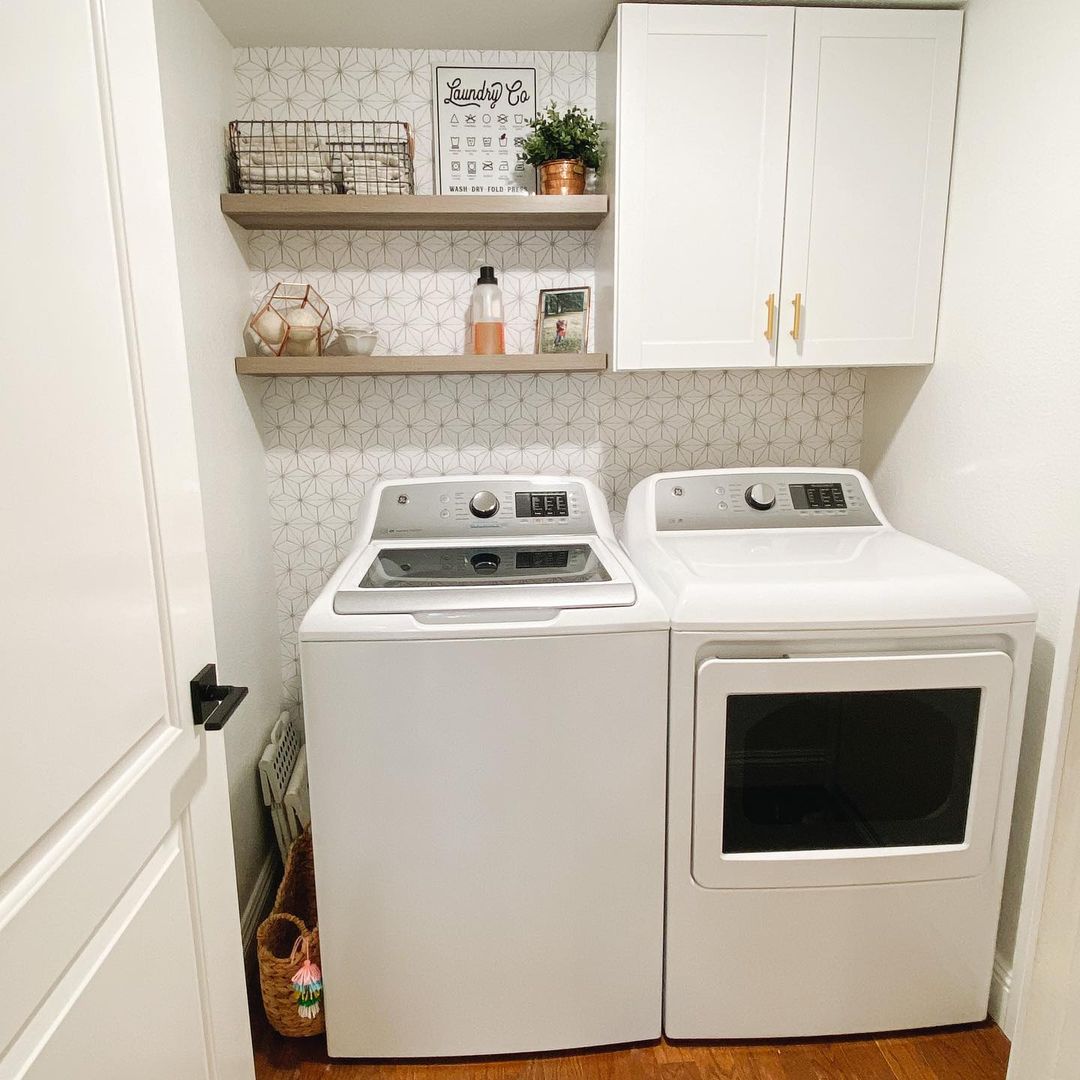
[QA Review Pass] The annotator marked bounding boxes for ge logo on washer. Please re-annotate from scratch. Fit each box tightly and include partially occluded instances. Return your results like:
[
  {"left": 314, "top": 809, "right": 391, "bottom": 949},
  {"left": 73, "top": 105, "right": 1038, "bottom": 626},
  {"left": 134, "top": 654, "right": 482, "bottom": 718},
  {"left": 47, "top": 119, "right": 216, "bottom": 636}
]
[{"left": 397, "top": 494, "right": 408, "bottom": 505}]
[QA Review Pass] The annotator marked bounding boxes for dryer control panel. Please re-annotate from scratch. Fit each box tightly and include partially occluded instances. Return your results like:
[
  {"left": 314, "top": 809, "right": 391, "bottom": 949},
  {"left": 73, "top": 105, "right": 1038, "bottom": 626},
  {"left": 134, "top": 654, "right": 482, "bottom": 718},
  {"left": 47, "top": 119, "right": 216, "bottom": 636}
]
[
  {"left": 655, "top": 471, "right": 880, "bottom": 531},
  {"left": 373, "top": 478, "right": 595, "bottom": 539}
]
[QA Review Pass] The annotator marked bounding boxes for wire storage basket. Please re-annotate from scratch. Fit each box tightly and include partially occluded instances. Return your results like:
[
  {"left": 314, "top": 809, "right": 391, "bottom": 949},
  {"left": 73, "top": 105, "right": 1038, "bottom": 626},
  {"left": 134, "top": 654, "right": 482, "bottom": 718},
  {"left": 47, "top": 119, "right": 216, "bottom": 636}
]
[{"left": 228, "top": 120, "right": 415, "bottom": 195}]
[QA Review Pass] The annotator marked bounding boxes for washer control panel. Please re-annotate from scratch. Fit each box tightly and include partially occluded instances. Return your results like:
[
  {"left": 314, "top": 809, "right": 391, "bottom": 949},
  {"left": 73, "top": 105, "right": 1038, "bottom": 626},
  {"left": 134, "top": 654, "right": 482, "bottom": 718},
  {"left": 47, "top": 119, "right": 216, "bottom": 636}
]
[
  {"left": 373, "top": 479, "right": 594, "bottom": 539},
  {"left": 656, "top": 471, "right": 880, "bottom": 531}
]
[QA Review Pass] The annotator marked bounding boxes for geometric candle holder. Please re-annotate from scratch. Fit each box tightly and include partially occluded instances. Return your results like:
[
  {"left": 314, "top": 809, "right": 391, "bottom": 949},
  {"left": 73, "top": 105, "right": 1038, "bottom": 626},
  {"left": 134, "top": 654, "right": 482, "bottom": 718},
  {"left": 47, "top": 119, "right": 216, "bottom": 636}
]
[{"left": 249, "top": 282, "right": 334, "bottom": 357}]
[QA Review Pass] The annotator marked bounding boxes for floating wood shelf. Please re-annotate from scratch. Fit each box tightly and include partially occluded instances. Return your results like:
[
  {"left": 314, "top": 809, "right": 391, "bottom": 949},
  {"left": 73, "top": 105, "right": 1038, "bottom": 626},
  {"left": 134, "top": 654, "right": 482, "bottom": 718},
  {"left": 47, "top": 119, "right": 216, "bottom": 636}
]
[
  {"left": 220, "top": 193, "right": 609, "bottom": 231},
  {"left": 235, "top": 353, "right": 609, "bottom": 376}
]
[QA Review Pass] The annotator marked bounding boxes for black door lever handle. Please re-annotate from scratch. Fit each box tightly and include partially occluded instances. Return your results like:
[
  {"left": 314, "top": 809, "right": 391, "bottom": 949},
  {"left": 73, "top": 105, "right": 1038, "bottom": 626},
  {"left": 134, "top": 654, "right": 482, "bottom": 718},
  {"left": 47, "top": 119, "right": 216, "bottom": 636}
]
[{"left": 190, "top": 663, "right": 249, "bottom": 731}]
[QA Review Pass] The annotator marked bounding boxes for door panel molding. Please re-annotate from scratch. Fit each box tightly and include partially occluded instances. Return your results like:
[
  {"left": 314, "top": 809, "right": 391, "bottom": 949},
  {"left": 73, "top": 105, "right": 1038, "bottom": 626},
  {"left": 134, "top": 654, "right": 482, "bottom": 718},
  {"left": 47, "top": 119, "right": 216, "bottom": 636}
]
[
  {"left": 92, "top": 0, "right": 218, "bottom": 705},
  {"left": 5, "top": 828, "right": 208, "bottom": 1080},
  {"left": 0, "top": 725, "right": 192, "bottom": 1056}
]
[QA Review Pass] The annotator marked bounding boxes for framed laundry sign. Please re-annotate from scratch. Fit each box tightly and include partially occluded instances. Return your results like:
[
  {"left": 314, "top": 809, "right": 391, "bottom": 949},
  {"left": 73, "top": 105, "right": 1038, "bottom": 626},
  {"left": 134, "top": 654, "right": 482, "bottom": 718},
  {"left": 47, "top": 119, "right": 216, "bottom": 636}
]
[{"left": 432, "top": 65, "right": 537, "bottom": 195}]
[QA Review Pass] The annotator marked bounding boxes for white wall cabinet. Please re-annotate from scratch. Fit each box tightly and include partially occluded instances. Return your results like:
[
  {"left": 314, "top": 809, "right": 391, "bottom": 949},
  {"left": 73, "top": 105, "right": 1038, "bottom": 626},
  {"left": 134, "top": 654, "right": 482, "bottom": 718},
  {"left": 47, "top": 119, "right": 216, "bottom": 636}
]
[
  {"left": 596, "top": 5, "right": 794, "bottom": 369},
  {"left": 597, "top": 5, "right": 962, "bottom": 370}
]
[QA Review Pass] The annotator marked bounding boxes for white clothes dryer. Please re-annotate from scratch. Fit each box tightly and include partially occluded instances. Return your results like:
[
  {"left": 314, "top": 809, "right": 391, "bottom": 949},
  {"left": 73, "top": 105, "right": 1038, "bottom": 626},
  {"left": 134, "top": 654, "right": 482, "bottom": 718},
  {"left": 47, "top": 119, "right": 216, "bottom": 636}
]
[
  {"left": 623, "top": 467, "right": 1035, "bottom": 1039},
  {"left": 300, "top": 476, "right": 668, "bottom": 1058}
]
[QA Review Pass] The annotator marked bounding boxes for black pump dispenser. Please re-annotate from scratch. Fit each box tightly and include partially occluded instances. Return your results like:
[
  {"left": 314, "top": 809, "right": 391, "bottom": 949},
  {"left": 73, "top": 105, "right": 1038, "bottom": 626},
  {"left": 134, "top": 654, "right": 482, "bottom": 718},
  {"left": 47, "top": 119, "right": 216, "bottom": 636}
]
[{"left": 477, "top": 266, "right": 498, "bottom": 285}]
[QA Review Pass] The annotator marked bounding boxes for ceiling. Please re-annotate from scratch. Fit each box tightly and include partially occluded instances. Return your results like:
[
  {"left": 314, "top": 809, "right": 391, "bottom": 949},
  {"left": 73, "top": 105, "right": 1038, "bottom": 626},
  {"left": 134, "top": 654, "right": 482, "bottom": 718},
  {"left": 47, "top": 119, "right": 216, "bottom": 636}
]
[{"left": 200, "top": 0, "right": 961, "bottom": 51}]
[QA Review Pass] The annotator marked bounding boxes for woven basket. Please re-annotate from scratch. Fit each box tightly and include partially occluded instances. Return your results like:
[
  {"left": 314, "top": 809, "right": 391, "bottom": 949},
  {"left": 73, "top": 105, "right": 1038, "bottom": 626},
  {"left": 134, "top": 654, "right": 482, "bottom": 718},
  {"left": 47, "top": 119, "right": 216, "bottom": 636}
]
[{"left": 257, "top": 830, "right": 325, "bottom": 1037}]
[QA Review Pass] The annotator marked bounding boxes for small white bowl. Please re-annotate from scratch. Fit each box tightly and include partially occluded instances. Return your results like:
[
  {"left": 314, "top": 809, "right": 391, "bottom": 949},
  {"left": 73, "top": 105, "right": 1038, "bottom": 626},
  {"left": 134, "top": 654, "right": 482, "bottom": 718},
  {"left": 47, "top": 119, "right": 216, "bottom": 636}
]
[{"left": 336, "top": 326, "right": 378, "bottom": 356}]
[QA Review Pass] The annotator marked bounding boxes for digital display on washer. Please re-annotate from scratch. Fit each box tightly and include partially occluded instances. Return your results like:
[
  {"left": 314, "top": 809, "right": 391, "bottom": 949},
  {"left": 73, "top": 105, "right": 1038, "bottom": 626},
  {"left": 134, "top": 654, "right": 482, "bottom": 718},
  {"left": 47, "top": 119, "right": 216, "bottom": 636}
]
[
  {"left": 515, "top": 491, "right": 569, "bottom": 518},
  {"left": 789, "top": 483, "right": 847, "bottom": 510},
  {"left": 515, "top": 549, "right": 569, "bottom": 569}
]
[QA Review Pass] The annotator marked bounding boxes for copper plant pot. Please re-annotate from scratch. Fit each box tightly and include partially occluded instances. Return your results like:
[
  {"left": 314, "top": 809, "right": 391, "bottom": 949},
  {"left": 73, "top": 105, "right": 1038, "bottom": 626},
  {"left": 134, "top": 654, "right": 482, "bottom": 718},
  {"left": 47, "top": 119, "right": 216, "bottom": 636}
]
[{"left": 539, "top": 158, "right": 586, "bottom": 195}]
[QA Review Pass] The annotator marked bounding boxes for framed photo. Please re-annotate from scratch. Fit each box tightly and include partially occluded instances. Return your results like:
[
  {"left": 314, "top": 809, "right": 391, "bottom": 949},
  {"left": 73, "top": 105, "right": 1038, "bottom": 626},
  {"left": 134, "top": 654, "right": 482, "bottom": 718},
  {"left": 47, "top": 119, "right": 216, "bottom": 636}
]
[
  {"left": 536, "top": 287, "right": 591, "bottom": 354},
  {"left": 432, "top": 66, "right": 537, "bottom": 195}
]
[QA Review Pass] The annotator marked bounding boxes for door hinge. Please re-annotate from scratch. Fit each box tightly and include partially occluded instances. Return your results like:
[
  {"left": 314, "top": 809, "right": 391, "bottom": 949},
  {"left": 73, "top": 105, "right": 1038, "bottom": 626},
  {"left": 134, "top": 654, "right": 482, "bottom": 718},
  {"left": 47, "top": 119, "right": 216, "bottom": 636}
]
[{"left": 190, "top": 663, "right": 248, "bottom": 731}]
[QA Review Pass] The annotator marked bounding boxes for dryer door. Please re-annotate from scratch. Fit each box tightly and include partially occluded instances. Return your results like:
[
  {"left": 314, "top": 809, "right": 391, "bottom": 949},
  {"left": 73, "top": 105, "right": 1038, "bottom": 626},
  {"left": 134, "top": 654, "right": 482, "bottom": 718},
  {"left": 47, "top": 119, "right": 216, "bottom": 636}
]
[{"left": 692, "top": 651, "right": 1013, "bottom": 888}]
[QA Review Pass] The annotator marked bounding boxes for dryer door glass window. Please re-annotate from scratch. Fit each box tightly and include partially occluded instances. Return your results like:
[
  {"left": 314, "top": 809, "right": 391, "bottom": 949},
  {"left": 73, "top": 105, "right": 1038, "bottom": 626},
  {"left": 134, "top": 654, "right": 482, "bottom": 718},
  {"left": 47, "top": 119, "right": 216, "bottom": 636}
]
[{"left": 723, "top": 688, "right": 980, "bottom": 854}]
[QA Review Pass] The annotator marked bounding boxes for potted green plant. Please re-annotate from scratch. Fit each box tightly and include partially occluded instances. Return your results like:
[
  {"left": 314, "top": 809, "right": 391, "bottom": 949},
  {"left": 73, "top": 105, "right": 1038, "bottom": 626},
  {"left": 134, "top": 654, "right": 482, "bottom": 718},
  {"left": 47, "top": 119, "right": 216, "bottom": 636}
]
[{"left": 518, "top": 103, "right": 603, "bottom": 195}]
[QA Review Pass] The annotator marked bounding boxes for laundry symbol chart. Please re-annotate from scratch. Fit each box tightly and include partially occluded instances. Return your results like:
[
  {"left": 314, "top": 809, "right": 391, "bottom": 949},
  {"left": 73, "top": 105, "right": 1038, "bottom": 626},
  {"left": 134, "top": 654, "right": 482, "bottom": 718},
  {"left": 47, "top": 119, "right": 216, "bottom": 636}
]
[{"left": 433, "top": 65, "right": 538, "bottom": 193}]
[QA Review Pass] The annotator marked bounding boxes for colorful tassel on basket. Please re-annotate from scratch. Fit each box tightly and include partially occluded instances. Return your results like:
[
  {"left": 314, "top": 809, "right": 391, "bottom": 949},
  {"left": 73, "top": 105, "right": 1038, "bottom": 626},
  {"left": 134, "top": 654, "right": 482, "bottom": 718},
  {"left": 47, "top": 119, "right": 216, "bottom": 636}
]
[{"left": 289, "top": 935, "right": 323, "bottom": 1020}]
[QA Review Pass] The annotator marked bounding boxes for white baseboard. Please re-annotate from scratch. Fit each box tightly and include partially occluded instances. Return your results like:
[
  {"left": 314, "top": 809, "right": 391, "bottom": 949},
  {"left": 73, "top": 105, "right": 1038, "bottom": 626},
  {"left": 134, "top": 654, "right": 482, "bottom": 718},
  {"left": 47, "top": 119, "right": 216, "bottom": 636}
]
[
  {"left": 989, "top": 952, "right": 1013, "bottom": 1033},
  {"left": 240, "top": 851, "right": 279, "bottom": 957}
]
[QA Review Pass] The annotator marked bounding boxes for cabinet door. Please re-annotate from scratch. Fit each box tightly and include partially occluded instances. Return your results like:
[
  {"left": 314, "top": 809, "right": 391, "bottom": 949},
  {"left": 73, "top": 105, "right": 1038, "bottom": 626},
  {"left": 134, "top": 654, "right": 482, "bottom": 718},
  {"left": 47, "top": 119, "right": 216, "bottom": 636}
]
[
  {"left": 610, "top": 5, "right": 793, "bottom": 369},
  {"left": 778, "top": 9, "right": 962, "bottom": 367}
]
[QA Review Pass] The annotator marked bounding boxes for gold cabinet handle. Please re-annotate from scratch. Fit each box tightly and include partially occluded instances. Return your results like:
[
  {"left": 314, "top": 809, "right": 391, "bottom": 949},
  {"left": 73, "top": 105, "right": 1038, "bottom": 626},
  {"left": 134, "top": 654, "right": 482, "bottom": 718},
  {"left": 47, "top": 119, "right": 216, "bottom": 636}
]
[
  {"left": 764, "top": 293, "right": 776, "bottom": 343},
  {"left": 790, "top": 292, "right": 803, "bottom": 341}
]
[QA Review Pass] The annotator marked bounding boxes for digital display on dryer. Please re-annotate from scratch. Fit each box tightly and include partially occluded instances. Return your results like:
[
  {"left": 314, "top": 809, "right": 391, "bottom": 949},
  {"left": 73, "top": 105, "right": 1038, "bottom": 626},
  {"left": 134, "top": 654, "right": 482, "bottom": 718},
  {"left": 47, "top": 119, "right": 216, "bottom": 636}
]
[{"left": 790, "top": 483, "right": 847, "bottom": 510}]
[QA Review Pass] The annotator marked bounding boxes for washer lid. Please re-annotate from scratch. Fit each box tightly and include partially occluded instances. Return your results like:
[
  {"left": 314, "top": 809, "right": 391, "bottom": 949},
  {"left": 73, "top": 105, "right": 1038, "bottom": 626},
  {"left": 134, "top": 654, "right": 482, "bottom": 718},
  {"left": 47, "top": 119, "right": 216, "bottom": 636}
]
[{"left": 334, "top": 538, "right": 637, "bottom": 614}]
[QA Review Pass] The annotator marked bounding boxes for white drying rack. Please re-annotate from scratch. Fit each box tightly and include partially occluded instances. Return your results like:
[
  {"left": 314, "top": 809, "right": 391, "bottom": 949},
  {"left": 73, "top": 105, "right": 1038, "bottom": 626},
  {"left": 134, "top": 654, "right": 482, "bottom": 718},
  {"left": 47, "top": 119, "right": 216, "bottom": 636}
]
[{"left": 259, "top": 712, "right": 310, "bottom": 860}]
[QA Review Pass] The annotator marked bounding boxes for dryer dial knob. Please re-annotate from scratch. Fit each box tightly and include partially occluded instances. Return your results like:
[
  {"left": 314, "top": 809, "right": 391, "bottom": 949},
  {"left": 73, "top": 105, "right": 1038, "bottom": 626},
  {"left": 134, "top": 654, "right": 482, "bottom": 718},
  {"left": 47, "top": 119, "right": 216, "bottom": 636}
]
[
  {"left": 745, "top": 482, "right": 777, "bottom": 511},
  {"left": 469, "top": 490, "right": 500, "bottom": 518}
]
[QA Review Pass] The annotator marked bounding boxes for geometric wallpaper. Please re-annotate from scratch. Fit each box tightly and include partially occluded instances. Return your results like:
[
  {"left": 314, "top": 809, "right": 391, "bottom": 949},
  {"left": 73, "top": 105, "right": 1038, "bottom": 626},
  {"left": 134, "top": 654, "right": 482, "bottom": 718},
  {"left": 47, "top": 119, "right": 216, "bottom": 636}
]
[
  {"left": 263, "top": 368, "right": 864, "bottom": 706},
  {"left": 235, "top": 48, "right": 865, "bottom": 707},
  {"left": 234, "top": 47, "right": 596, "bottom": 195},
  {"left": 247, "top": 228, "right": 597, "bottom": 357}
]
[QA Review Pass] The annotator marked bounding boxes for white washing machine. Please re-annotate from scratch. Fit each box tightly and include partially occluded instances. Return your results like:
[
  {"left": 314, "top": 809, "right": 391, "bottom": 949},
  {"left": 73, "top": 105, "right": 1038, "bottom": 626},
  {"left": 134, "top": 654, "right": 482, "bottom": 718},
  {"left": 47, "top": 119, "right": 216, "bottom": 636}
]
[
  {"left": 623, "top": 467, "right": 1035, "bottom": 1039},
  {"left": 300, "top": 475, "right": 668, "bottom": 1058}
]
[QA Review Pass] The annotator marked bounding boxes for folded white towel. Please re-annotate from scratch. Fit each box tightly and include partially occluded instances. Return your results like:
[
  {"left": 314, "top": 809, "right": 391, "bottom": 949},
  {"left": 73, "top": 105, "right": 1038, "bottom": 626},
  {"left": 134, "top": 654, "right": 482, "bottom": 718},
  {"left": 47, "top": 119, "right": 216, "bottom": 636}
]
[
  {"left": 339, "top": 151, "right": 403, "bottom": 166},
  {"left": 242, "top": 181, "right": 337, "bottom": 194},
  {"left": 343, "top": 180, "right": 410, "bottom": 193},
  {"left": 235, "top": 136, "right": 322, "bottom": 151},
  {"left": 239, "top": 153, "right": 330, "bottom": 168},
  {"left": 240, "top": 166, "right": 333, "bottom": 179},
  {"left": 342, "top": 166, "right": 402, "bottom": 178},
  {"left": 241, "top": 162, "right": 332, "bottom": 172}
]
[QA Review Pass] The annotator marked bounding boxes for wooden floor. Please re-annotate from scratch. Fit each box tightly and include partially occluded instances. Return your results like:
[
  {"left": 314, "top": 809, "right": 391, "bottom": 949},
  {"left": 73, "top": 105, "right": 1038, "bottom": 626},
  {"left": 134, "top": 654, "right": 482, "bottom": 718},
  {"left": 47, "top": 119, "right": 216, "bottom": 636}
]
[{"left": 253, "top": 1006, "right": 1009, "bottom": 1080}]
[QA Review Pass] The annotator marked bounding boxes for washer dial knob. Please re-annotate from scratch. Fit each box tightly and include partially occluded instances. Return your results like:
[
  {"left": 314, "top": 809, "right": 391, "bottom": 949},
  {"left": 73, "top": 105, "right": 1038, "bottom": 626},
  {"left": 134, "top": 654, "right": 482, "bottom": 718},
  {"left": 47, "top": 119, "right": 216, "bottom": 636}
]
[
  {"left": 470, "top": 552, "right": 500, "bottom": 575},
  {"left": 745, "top": 482, "right": 777, "bottom": 511},
  {"left": 469, "top": 490, "right": 500, "bottom": 518}
]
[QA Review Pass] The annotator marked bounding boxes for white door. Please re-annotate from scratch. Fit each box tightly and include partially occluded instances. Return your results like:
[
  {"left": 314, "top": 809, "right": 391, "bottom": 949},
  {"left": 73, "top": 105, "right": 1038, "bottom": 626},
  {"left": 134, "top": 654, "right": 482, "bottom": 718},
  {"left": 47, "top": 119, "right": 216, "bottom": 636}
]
[
  {"left": 778, "top": 9, "right": 962, "bottom": 367},
  {"left": 609, "top": 4, "right": 793, "bottom": 370},
  {"left": 692, "top": 651, "right": 1013, "bottom": 888},
  {"left": 0, "top": 1, "right": 253, "bottom": 1077}
]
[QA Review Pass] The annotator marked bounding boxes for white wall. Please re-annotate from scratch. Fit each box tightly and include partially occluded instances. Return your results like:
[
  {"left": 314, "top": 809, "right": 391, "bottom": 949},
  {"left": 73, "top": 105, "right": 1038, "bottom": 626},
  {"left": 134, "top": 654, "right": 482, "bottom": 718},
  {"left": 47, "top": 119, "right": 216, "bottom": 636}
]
[
  {"left": 862, "top": 0, "right": 1080, "bottom": 1033},
  {"left": 154, "top": 0, "right": 282, "bottom": 913}
]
